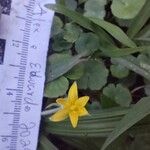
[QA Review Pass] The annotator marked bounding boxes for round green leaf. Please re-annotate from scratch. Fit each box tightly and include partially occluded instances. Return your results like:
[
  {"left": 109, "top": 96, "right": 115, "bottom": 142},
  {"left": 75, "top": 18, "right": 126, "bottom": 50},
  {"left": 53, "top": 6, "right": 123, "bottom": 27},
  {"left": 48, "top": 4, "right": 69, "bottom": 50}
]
[
  {"left": 65, "top": 63, "right": 84, "bottom": 80},
  {"left": 101, "top": 95, "right": 118, "bottom": 109},
  {"left": 103, "top": 84, "right": 132, "bottom": 107},
  {"left": 78, "top": 60, "right": 108, "bottom": 90},
  {"left": 44, "top": 76, "right": 69, "bottom": 98},
  {"left": 51, "top": 16, "right": 63, "bottom": 37},
  {"left": 111, "top": 0, "right": 146, "bottom": 19},
  {"left": 46, "top": 53, "right": 81, "bottom": 82},
  {"left": 52, "top": 33, "right": 72, "bottom": 52},
  {"left": 75, "top": 33, "right": 100, "bottom": 55},
  {"left": 84, "top": 0, "right": 106, "bottom": 19},
  {"left": 63, "top": 23, "right": 82, "bottom": 43},
  {"left": 110, "top": 64, "right": 129, "bottom": 79}
]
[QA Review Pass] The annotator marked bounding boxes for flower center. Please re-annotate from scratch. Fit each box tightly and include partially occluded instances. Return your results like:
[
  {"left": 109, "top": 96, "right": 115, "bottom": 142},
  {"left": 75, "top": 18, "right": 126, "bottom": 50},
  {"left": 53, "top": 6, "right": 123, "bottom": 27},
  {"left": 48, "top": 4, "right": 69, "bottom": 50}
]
[{"left": 70, "top": 105, "right": 78, "bottom": 112}]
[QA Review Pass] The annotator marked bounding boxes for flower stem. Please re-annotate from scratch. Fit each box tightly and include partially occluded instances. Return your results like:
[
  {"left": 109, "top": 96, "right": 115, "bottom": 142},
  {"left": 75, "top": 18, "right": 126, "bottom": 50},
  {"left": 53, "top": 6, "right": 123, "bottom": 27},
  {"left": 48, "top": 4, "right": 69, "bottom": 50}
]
[{"left": 41, "top": 107, "right": 60, "bottom": 116}]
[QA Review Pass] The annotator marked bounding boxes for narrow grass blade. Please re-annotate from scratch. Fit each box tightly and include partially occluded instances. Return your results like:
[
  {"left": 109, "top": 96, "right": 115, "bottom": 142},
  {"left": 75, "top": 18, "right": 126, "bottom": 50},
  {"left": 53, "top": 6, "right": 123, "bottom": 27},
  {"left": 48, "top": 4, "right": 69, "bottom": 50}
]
[
  {"left": 102, "top": 45, "right": 150, "bottom": 57},
  {"left": 89, "top": 17, "right": 136, "bottom": 48},
  {"left": 45, "top": 107, "right": 130, "bottom": 137},
  {"left": 101, "top": 97, "right": 150, "bottom": 150},
  {"left": 112, "top": 56, "right": 150, "bottom": 81},
  {"left": 127, "top": 0, "right": 150, "bottom": 38}
]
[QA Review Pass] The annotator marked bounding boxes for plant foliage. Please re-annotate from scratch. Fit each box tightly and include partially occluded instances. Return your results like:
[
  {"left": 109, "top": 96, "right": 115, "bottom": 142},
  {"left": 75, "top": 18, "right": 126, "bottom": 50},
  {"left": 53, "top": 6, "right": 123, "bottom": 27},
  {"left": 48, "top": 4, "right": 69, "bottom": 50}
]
[{"left": 38, "top": 0, "right": 150, "bottom": 149}]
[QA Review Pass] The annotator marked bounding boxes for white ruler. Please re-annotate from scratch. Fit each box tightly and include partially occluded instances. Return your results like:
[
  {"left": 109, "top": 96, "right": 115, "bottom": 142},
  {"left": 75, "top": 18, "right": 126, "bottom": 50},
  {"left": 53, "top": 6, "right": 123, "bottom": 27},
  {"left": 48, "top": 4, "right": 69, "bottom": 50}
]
[{"left": 0, "top": 0, "right": 54, "bottom": 149}]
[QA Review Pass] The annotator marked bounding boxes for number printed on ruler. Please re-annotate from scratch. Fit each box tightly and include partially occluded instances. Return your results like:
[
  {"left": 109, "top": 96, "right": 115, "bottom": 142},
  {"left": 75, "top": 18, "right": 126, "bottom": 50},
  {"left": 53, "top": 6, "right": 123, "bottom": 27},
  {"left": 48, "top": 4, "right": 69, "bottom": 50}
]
[{"left": 0, "top": 0, "right": 54, "bottom": 150}]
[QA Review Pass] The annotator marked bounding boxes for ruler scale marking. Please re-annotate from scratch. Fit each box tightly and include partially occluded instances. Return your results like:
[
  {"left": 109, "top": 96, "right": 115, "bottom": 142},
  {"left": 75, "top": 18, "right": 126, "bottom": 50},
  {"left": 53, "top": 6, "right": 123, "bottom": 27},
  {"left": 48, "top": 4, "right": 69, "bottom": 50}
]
[
  {"left": 9, "top": 1, "right": 34, "bottom": 148},
  {"left": 0, "top": 0, "right": 54, "bottom": 149}
]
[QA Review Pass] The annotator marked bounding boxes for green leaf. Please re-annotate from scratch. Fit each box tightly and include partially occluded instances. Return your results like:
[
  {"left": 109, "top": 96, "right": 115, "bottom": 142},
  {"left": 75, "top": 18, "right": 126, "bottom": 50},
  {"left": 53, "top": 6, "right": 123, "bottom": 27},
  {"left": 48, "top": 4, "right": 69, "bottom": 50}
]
[
  {"left": 45, "top": 3, "right": 115, "bottom": 47},
  {"left": 127, "top": 0, "right": 150, "bottom": 38},
  {"left": 84, "top": 0, "right": 106, "bottom": 19},
  {"left": 103, "top": 84, "right": 132, "bottom": 107},
  {"left": 75, "top": 33, "right": 100, "bottom": 54},
  {"left": 45, "top": 107, "right": 131, "bottom": 137},
  {"left": 137, "top": 54, "right": 150, "bottom": 73},
  {"left": 51, "top": 16, "right": 63, "bottom": 37},
  {"left": 52, "top": 33, "right": 72, "bottom": 52},
  {"left": 101, "top": 97, "right": 150, "bottom": 150},
  {"left": 110, "top": 64, "right": 129, "bottom": 79},
  {"left": 46, "top": 3, "right": 131, "bottom": 58},
  {"left": 63, "top": 23, "right": 82, "bottom": 43},
  {"left": 39, "top": 135, "right": 58, "bottom": 150},
  {"left": 46, "top": 53, "right": 83, "bottom": 82},
  {"left": 101, "top": 45, "right": 150, "bottom": 57},
  {"left": 78, "top": 60, "right": 108, "bottom": 90},
  {"left": 112, "top": 56, "right": 150, "bottom": 81},
  {"left": 45, "top": 76, "right": 69, "bottom": 98},
  {"left": 56, "top": 0, "right": 64, "bottom": 5},
  {"left": 115, "top": 18, "right": 132, "bottom": 27},
  {"left": 65, "top": 63, "right": 84, "bottom": 80},
  {"left": 46, "top": 4, "right": 150, "bottom": 57},
  {"left": 102, "top": 45, "right": 150, "bottom": 57},
  {"left": 88, "top": 17, "right": 136, "bottom": 48},
  {"left": 65, "top": 0, "right": 77, "bottom": 10},
  {"left": 111, "top": 0, "right": 146, "bottom": 19},
  {"left": 136, "top": 24, "right": 150, "bottom": 41},
  {"left": 46, "top": 3, "right": 93, "bottom": 31},
  {"left": 63, "top": 137, "right": 101, "bottom": 150},
  {"left": 101, "top": 95, "right": 118, "bottom": 109},
  {"left": 56, "top": 0, "right": 77, "bottom": 10}
]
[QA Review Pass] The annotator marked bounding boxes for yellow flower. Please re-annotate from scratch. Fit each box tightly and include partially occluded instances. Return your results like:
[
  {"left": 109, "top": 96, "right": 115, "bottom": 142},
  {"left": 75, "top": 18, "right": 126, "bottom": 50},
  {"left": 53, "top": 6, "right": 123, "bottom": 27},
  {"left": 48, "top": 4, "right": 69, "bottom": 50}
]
[{"left": 50, "top": 82, "right": 89, "bottom": 128}]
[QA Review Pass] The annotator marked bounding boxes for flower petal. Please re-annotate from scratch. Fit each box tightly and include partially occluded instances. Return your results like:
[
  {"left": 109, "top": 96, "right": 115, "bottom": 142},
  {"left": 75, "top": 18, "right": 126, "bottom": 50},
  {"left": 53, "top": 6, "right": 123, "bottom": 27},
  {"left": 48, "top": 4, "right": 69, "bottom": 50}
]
[
  {"left": 68, "top": 82, "right": 78, "bottom": 102},
  {"left": 78, "top": 108, "right": 89, "bottom": 116},
  {"left": 56, "top": 98, "right": 67, "bottom": 106},
  {"left": 50, "top": 109, "right": 68, "bottom": 122},
  {"left": 76, "top": 96, "right": 89, "bottom": 107},
  {"left": 69, "top": 111, "right": 79, "bottom": 128}
]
